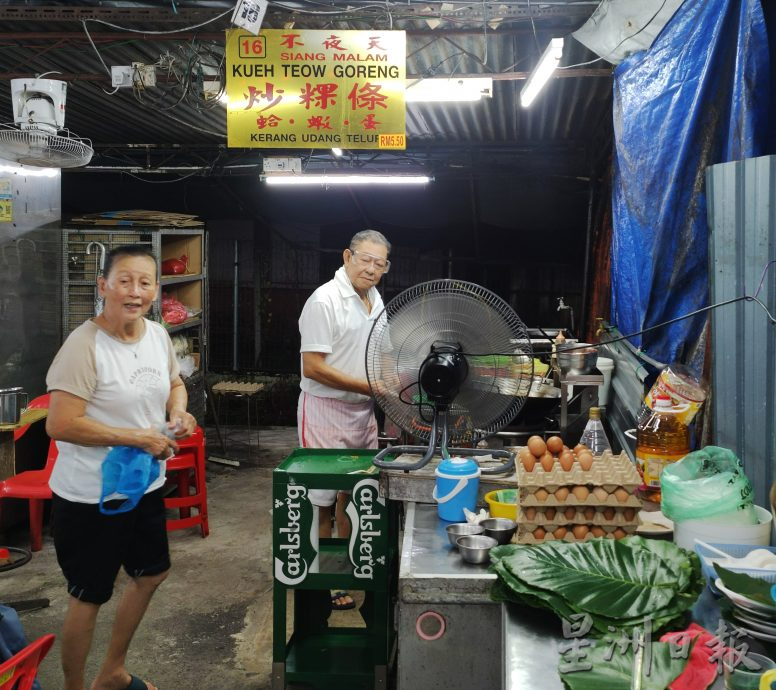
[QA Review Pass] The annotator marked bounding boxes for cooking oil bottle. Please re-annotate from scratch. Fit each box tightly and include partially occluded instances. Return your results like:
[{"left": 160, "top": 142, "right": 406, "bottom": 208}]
[{"left": 636, "top": 392, "right": 690, "bottom": 501}]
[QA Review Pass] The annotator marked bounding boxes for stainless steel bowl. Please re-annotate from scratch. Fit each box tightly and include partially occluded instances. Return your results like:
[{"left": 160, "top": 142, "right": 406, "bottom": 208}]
[
  {"left": 480, "top": 518, "right": 517, "bottom": 545},
  {"left": 446, "top": 522, "right": 485, "bottom": 547},
  {"left": 557, "top": 344, "right": 598, "bottom": 375},
  {"left": 456, "top": 534, "right": 498, "bottom": 564}
]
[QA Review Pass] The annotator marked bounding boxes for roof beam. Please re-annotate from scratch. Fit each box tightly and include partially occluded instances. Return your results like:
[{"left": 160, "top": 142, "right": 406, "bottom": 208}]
[
  {"left": 0, "top": 2, "right": 593, "bottom": 24},
  {"left": 0, "top": 69, "right": 610, "bottom": 81}
]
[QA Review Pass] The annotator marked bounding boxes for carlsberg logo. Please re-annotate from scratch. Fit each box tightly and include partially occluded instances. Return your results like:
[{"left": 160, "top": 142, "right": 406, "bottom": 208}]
[
  {"left": 274, "top": 483, "right": 314, "bottom": 586},
  {"left": 346, "top": 478, "right": 385, "bottom": 580}
]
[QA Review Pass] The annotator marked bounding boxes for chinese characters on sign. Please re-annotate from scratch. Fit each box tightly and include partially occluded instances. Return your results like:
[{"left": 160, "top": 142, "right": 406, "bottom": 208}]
[{"left": 225, "top": 29, "right": 406, "bottom": 150}]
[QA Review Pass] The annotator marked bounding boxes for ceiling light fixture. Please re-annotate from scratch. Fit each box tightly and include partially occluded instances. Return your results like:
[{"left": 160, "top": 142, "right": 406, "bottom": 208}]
[
  {"left": 405, "top": 77, "right": 493, "bottom": 103},
  {"left": 520, "top": 38, "right": 564, "bottom": 108},
  {"left": 331, "top": 147, "right": 344, "bottom": 157},
  {"left": 262, "top": 173, "right": 432, "bottom": 186}
]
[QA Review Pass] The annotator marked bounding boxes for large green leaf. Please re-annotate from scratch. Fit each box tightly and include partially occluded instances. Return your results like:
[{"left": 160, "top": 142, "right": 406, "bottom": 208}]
[
  {"left": 559, "top": 638, "right": 692, "bottom": 690},
  {"left": 493, "top": 538, "right": 703, "bottom": 635},
  {"left": 502, "top": 539, "right": 688, "bottom": 618},
  {"left": 716, "top": 564, "right": 775, "bottom": 606}
]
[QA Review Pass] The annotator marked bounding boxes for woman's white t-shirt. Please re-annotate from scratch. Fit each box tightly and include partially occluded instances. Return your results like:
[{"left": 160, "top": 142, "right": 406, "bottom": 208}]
[{"left": 46, "top": 318, "right": 180, "bottom": 503}]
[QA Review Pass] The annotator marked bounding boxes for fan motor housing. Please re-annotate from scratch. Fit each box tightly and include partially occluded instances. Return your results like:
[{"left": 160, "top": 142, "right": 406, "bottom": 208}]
[
  {"left": 11, "top": 78, "right": 67, "bottom": 133},
  {"left": 419, "top": 342, "right": 469, "bottom": 407}
]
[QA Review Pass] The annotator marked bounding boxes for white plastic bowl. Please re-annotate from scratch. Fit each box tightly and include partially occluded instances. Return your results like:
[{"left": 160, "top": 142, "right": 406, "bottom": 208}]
[{"left": 674, "top": 505, "right": 772, "bottom": 552}]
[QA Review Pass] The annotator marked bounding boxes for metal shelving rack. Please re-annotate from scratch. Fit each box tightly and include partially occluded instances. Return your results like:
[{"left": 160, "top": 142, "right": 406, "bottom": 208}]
[{"left": 61, "top": 226, "right": 208, "bottom": 373}]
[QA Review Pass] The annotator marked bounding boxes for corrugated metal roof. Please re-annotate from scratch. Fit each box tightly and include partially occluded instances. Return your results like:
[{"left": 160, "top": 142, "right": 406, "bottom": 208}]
[{"left": 0, "top": 1, "right": 612, "bottom": 177}]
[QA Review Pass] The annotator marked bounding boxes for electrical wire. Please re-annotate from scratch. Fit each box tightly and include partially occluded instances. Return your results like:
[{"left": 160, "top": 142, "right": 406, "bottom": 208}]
[
  {"left": 461, "top": 287, "right": 776, "bottom": 359},
  {"left": 81, "top": 21, "right": 120, "bottom": 95},
  {"left": 122, "top": 169, "right": 204, "bottom": 183},
  {"left": 557, "top": 56, "right": 605, "bottom": 69},
  {"left": 84, "top": 8, "right": 232, "bottom": 35}
]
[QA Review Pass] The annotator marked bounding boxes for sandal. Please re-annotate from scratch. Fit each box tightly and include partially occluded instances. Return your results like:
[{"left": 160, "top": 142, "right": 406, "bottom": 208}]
[{"left": 331, "top": 591, "right": 356, "bottom": 610}]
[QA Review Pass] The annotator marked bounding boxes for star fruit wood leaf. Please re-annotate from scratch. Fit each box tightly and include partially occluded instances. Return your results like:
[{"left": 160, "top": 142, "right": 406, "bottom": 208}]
[
  {"left": 498, "top": 537, "right": 701, "bottom": 621},
  {"left": 558, "top": 638, "right": 693, "bottom": 690}
]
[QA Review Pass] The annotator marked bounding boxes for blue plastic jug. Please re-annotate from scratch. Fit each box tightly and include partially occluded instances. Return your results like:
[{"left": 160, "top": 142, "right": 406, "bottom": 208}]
[
  {"left": 99, "top": 446, "right": 160, "bottom": 515},
  {"left": 433, "top": 457, "right": 481, "bottom": 522}
]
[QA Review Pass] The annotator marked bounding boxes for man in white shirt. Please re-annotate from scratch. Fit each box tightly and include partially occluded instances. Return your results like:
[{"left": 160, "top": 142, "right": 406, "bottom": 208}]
[{"left": 297, "top": 229, "right": 390, "bottom": 610}]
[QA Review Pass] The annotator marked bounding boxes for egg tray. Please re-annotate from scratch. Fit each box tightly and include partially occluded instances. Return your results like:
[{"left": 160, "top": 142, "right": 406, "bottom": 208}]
[
  {"left": 516, "top": 522, "right": 639, "bottom": 544},
  {"left": 518, "top": 449, "right": 641, "bottom": 494},
  {"left": 519, "top": 490, "right": 642, "bottom": 509},
  {"left": 519, "top": 505, "right": 639, "bottom": 528}
]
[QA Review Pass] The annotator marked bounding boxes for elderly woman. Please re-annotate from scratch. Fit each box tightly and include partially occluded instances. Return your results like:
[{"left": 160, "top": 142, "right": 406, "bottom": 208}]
[{"left": 46, "top": 244, "right": 196, "bottom": 690}]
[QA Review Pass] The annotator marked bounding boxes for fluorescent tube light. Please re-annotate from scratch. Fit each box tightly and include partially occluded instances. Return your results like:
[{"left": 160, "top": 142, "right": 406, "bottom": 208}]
[
  {"left": 520, "top": 38, "right": 564, "bottom": 108},
  {"left": 405, "top": 77, "right": 493, "bottom": 102},
  {"left": 263, "top": 174, "right": 432, "bottom": 186},
  {"left": 331, "top": 148, "right": 344, "bottom": 157}
]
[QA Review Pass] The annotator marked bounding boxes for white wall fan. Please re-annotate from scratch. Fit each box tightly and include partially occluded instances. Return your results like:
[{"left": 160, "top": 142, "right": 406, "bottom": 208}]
[{"left": 0, "top": 78, "right": 93, "bottom": 168}]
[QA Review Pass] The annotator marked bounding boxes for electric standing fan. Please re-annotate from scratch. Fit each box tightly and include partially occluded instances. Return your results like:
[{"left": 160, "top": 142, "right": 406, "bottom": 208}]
[{"left": 366, "top": 280, "right": 533, "bottom": 473}]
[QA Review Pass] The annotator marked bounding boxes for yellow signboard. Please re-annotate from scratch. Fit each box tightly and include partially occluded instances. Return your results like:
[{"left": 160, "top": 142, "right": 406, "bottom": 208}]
[
  {"left": 225, "top": 29, "right": 406, "bottom": 150},
  {"left": 0, "top": 200, "right": 11, "bottom": 222}
]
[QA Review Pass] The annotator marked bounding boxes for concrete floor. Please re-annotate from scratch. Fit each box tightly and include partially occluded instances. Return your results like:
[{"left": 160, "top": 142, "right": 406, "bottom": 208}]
[{"left": 0, "top": 425, "right": 362, "bottom": 690}]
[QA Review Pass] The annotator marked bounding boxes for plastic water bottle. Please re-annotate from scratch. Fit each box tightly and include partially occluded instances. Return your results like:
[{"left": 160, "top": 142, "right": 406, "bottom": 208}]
[{"left": 578, "top": 407, "right": 611, "bottom": 455}]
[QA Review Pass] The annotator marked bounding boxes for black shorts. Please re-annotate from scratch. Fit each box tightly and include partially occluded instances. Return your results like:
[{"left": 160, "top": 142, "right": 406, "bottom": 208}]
[{"left": 52, "top": 486, "right": 171, "bottom": 605}]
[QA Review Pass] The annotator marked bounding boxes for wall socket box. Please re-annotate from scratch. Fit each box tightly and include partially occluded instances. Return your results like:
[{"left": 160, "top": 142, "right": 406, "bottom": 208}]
[
  {"left": 111, "top": 66, "right": 133, "bottom": 88},
  {"left": 111, "top": 64, "right": 156, "bottom": 88},
  {"left": 132, "top": 63, "right": 157, "bottom": 88},
  {"left": 263, "top": 157, "right": 302, "bottom": 173}
]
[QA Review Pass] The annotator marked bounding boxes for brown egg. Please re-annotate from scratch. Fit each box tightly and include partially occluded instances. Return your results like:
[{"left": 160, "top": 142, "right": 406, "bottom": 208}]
[
  {"left": 544, "top": 507, "right": 557, "bottom": 521},
  {"left": 613, "top": 487, "right": 629, "bottom": 503},
  {"left": 523, "top": 506, "right": 537, "bottom": 521},
  {"left": 534, "top": 488, "right": 549, "bottom": 502},
  {"left": 578, "top": 452, "right": 594, "bottom": 471},
  {"left": 583, "top": 506, "right": 596, "bottom": 521},
  {"left": 554, "top": 487, "right": 570, "bottom": 502},
  {"left": 592, "top": 486, "right": 609, "bottom": 502},
  {"left": 553, "top": 526, "right": 568, "bottom": 540},
  {"left": 572, "top": 524, "right": 589, "bottom": 540},
  {"left": 546, "top": 436, "right": 564, "bottom": 455},
  {"left": 533, "top": 526, "right": 546, "bottom": 539},
  {"left": 590, "top": 526, "right": 606, "bottom": 537},
  {"left": 540, "top": 452, "right": 555, "bottom": 472},
  {"left": 623, "top": 508, "right": 636, "bottom": 521},
  {"left": 603, "top": 507, "right": 615, "bottom": 520},
  {"left": 574, "top": 443, "right": 589, "bottom": 455},
  {"left": 563, "top": 445, "right": 570, "bottom": 452},
  {"left": 521, "top": 454, "right": 536, "bottom": 472},
  {"left": 613, "top": 527, "right": 627, "bottom": 539},
  {"left": 571, "top": 485, "right": 590, "bottom": 502},
  {"left": 559, "top": 453, "right": 574, "bottom": 472},
  {"left": 527, "top": 436, "right": 547, "bottom": 458},
  {"left": 564, "top": 506, "right": 577, "bottom": 520}
]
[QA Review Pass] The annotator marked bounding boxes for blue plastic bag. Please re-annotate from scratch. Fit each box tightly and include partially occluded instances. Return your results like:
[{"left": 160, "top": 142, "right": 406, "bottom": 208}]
[{"left": 99, "top": 446, "right": 160, "bottom": 515}]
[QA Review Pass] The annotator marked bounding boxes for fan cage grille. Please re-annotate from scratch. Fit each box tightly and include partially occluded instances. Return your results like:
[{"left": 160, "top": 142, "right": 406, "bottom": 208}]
[
  {"left": 367, "top": 279, "right": 533, "bottom": 443},
  {"left": 0, "top": 124, "right": 93, "bottom": 168}
]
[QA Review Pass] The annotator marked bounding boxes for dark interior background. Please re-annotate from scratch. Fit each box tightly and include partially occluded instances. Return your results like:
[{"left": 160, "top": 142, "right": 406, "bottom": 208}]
[{"left": 63, "top": 166, "right": 596, "bottom": 373}]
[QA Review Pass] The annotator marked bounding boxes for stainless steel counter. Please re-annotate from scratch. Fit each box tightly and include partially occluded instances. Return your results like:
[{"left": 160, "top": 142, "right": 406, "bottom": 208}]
[
  {"left": 399, "top": 504, "right": 734, "bottom": 690},
  {"left": 503, "top": 604, "right": 564, "bottom": 690},
  {"left": 399, "top": 502, "right": 496, "bottom": 604}
]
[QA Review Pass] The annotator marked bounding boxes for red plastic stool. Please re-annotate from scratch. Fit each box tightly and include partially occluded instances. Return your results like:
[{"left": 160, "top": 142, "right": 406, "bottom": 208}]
[
  {"left": 164, "top": 426, "right": 209, "bottom": 537},
  {"left": 0, "top": 633, "right": 55, "bottom": 690}
]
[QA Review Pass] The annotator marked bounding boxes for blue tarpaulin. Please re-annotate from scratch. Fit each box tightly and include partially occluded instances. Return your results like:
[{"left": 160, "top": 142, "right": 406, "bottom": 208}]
[{"left": 610, "top": 0, "right": 769, "bottom": 371}]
